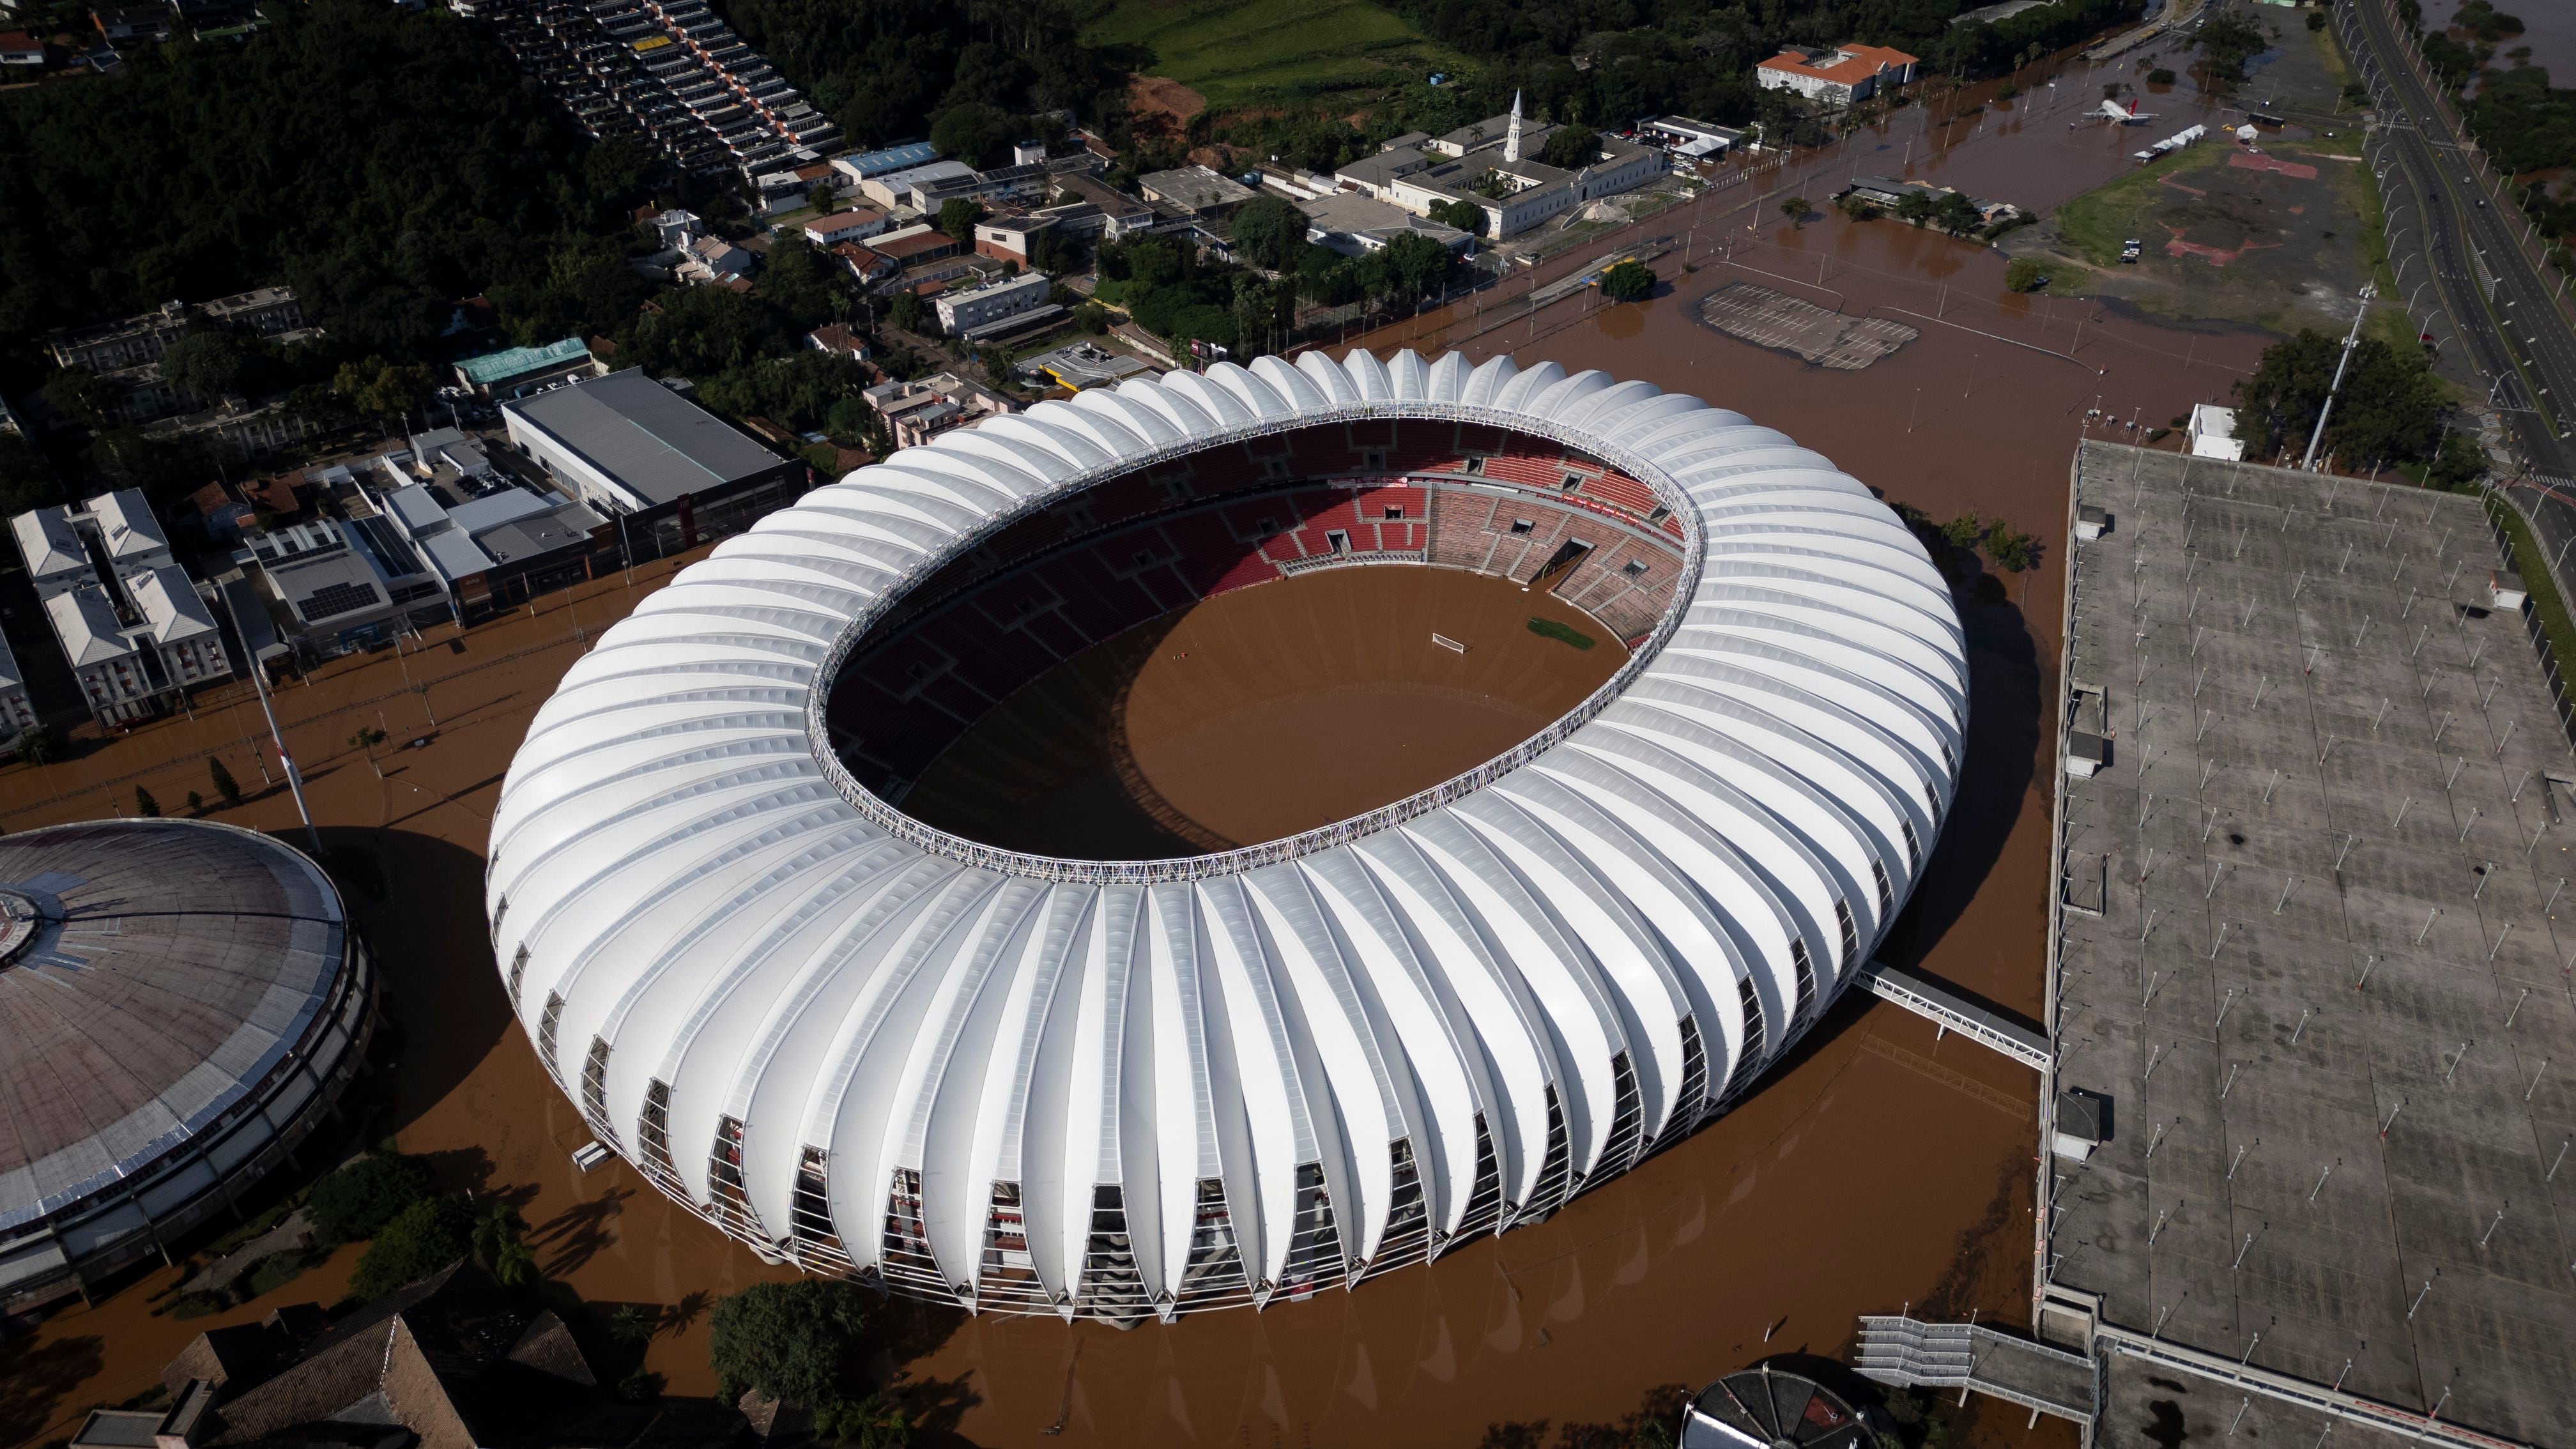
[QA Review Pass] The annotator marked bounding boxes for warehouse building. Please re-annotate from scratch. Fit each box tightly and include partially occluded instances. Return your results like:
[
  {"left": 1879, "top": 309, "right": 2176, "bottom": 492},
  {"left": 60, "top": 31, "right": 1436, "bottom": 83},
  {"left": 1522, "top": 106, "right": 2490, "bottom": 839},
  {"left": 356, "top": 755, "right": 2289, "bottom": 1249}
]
[{"left": 501, "top": 369, "right": 802, "bottom": 560}]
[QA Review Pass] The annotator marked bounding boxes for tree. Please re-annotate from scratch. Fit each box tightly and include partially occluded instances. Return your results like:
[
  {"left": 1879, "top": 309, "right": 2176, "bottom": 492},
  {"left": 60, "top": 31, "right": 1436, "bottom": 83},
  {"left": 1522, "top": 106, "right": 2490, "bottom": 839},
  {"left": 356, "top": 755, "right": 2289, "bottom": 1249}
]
[
  {"left": 307, "top": 1151, "right": 438, "bottom": 1242},
  {"left": 1227, "top": 195, "right": 1310, "bottom": 273},
  {"left": 208, "top": 755, "right": 242, "bottom": 807},
  {"left": 1537, "top": 123, "right": 1600, "bottom": 170},
  {"left": 41, "top": 368, "right": 112, "bottom": 427},
  {"left": 473, "top": 1201, "right": 540, "bottom": 1287},
  {"left": 937, "top": 197, "right": 986, "bottom": 243},
  {"left": 887, "top": 290, "right": 930, "bottom": 335},
  {"left": 1599, "top": 259, "right": 1655, "bottom": 302},
  {"left": 2195, "top": 12, "right": 2272, "bottom": 83},
  {"left": 0, "top": 432, "right": 57, "bottom": 519},
  {"left": 1375, "top": 231, "right": 1457, "bottom": 302},
  {"left": 928, "top": 102, "right": 1017, "bottom": 168},
  {"left": 1427, "top": 198, "right": 1488, "bottom": 236},
  {"left": 349, "top": 1195, "right": 475, "bottom": 1300},
  {"left": 2234, "top": 329, "right": 2446, "bottom": 464},
  {"left": 334, "top": 357, "right": 434, "bottom": 431},
  {"left": 1896, "top": 190, "right": 1936, "bottom": 227},
  {"left": 708, "top": 1279, "right": 873, "bottom": 1409},
  {"left": 817, "top": 1392, "right": 914, "bottom": 1448},
  {"left": 1780, "top": 195, "right": 1809, "bottom": 226},
  {"left": 1981, "top": 521, "right": 2041, "bottom": 573},
  {"left": 1933, "top": 192, "right": 1983, "bottom": 234},
  {"left": 349, "top": 724, "right": 388, "bottom": 777},
  {"left": 134, "top": 786, "right": 161, "bottom": 818},
  {"left": 185, "top": 790, "right": 204, "bottom": 814},
  {"left": 13, "top": 726, "right": 59, "bottom": 766},
  {"left": 2005, "top": 257, "right": 2048, "bottom": 291},
  {"left": 158, "top": 329, "right": 256, "bottom": 403}
]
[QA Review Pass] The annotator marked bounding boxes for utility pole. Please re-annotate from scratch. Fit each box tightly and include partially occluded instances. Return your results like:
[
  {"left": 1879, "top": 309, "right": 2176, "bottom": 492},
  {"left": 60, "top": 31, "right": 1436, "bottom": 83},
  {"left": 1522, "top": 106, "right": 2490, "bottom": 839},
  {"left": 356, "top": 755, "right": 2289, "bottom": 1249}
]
[
  {"left": 218, "top": 588, "right": 321, "bottom": 855},
  {"left": 2304, "top": 283, "right": 2380, "bottom": 472}
]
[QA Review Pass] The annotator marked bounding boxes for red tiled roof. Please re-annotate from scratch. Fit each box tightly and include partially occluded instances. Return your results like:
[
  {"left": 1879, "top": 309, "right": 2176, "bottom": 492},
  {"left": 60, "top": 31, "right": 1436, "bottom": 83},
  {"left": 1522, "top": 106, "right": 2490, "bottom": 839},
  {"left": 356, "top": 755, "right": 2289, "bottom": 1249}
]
[{"left": 1758, "top": 43, "right": 1917, "bottom": 86}]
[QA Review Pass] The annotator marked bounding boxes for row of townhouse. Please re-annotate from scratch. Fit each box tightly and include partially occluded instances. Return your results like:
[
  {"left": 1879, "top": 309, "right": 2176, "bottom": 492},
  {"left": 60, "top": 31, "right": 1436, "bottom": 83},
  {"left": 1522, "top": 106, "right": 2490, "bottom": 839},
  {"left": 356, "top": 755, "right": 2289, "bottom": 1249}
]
[{"left": 480, "top": 0, "right": 833, "bottom": 185}]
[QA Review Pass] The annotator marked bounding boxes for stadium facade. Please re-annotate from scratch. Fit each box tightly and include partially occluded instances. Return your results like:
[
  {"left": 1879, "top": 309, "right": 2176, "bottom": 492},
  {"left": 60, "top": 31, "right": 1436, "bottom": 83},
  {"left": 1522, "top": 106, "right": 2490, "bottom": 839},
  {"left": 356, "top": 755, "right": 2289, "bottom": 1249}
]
[
  {"left": 487, "top": 349, "right": 1968, "bottom": 1322},
  {"left": 1, "top": 820, "right": 373, "bottom": 1310}
]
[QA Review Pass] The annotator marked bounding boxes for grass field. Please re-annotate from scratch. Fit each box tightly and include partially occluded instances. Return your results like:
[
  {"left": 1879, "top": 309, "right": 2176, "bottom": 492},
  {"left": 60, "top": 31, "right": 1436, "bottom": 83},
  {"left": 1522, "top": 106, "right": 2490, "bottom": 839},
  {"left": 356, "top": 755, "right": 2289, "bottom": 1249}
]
[{"left": 1082, "top": 0, "right": 1464, "bottom": 111}]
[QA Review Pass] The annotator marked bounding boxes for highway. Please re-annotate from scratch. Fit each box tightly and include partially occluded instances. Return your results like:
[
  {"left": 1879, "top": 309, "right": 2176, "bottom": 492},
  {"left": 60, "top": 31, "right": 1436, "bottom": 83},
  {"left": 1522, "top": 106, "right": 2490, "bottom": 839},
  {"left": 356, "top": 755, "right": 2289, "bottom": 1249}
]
[{"left": 2336, "top": 0, "right": 2576, "bottom": 591}]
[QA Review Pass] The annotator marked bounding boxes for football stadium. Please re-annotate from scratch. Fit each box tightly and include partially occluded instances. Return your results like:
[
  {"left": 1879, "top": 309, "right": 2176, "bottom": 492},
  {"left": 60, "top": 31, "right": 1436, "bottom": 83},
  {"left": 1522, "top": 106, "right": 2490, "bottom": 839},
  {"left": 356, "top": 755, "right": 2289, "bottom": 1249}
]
[{"left": 486, "top": 348, "right": 1968, "bottom": 1324}]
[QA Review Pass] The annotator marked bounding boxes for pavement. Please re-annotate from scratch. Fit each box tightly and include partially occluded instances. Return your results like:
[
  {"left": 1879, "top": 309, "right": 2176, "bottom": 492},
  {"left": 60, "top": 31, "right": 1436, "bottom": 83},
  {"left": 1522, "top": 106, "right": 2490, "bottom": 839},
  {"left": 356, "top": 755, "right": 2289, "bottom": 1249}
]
[{"left": 2045, "top": 443, "right": 2576, "bottom": 1446}]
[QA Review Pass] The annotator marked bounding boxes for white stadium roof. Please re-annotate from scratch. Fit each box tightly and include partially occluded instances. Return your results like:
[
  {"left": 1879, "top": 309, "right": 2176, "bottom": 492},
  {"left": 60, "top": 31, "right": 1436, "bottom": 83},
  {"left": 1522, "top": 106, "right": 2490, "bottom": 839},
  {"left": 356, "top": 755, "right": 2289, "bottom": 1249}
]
[{"left": 486, "top": 348, "right": 1968, "bottom": 1322}]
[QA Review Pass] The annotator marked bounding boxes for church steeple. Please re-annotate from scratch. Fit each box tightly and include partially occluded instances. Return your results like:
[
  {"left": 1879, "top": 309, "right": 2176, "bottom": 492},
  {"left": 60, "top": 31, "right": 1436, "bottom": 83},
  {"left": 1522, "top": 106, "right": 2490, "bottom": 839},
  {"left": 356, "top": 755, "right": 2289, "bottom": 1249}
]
[{"left": 1505, "top": 89, "right": 1523, "bottom": 162}]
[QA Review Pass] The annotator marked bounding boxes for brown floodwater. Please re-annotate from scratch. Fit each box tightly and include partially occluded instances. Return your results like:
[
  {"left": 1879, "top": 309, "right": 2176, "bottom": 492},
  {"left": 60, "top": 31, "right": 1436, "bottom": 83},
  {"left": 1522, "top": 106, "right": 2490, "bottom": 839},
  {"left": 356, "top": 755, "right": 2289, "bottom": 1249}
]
[{"left": 0, "top": 70, "right": 2284, "bottom": 1444}]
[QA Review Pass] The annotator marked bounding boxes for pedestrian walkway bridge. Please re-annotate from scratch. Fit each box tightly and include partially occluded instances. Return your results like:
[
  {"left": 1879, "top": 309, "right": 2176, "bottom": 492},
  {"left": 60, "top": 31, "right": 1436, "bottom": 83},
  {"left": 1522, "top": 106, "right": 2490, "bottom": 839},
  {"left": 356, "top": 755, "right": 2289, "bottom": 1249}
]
[
  {"left": 1856, "top": 961, "right": 2052, "bottom": 1069},
  {"left": 1853, "top": 1316, "right": 2097, "bottom": 1431}
]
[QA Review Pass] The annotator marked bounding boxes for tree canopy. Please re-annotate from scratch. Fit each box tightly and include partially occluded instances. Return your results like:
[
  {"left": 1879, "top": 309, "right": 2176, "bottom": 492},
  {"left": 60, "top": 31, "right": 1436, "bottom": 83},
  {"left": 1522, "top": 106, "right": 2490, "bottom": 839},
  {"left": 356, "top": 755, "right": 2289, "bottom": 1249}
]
[
  {"left": 2233, "top": 329, "right": 2448, "bottom": 466},
  {"left": 348, "top": 1195, "right": 475, "bottom": 1300},
  {"left": 0, "top": 0, "right": 653, "bottom": 372},
  {"left": 719, "top": 0, "right": 1123, "bottom": 152},
  {"left": 1600, "top": 259, "right": 1654, "bottom": 302},
  {"left": 708, "top": 1279, "right": 873, "bottom": 1409},
  {"left": 307, "top": 1151, "right": 438, "bottom": 1243},
  {"left": 1537, "top": 123, "right": 1600, "bottom": 169}
]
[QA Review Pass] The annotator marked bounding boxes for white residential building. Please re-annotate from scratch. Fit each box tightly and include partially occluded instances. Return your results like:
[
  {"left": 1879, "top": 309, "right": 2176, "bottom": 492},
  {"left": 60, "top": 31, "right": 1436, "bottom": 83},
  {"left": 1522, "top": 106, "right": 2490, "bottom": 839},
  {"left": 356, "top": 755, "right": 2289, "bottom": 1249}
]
[
  {"left": 11, "top": 489, "right": 230, "bottom": 724},
  {"left": 931, "top": 271, "right": 1052, "bottom": 339}
]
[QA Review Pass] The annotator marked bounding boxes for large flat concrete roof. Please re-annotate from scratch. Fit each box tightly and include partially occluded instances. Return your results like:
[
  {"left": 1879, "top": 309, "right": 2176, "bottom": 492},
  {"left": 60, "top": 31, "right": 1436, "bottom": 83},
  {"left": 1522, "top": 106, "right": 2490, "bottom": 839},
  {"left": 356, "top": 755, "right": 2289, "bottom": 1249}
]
[
  {"left": 2047, "top": 442, "right": 2576, "bottom": 1444},
  {"left": 503, "top": 369, "right": 783, "bottom": 509}
]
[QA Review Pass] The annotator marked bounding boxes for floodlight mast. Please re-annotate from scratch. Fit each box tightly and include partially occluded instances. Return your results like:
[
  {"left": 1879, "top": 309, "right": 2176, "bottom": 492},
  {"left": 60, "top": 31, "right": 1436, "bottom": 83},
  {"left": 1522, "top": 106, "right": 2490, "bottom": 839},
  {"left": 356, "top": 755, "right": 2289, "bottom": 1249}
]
[{"left": 2302, "top": 284, "right": 2379, "bottom": 472}]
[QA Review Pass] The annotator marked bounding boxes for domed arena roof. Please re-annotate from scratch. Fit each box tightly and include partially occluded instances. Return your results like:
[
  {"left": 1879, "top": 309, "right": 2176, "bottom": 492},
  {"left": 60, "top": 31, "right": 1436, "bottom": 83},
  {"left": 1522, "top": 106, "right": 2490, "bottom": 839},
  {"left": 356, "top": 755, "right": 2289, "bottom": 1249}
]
[
  {"left": 1, "top": 818, "right": 369, "bottom": 1308},
  {"left": 487, "top": 348, "right": 1968, "bottom": 1322}
]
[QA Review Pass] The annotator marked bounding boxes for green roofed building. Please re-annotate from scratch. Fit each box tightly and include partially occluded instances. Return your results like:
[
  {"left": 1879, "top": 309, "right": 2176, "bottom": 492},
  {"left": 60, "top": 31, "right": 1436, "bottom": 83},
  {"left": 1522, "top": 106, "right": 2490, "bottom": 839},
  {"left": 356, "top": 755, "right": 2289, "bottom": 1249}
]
[{"left": 452, "top": 337, "right": 600, "bottom": 400}]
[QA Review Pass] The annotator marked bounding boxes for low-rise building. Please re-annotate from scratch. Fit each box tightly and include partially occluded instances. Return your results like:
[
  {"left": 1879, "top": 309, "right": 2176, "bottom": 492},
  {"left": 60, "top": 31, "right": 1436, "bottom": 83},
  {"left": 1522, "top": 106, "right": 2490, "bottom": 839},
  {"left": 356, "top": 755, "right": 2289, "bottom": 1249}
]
[
  {"left": 91, "top": 5, "right": 167, "bottom": 42},
  {"left": 0, "top": 631, "right": 38, "bottom": 745},
  {"left": 1018, "top": 340, "right": 1153, "bottom": 391},
  {"left": 1639, "top": 116, "right": 1743, "bottom": 157},
  {"left": 502, "top": 368, "right": 802, "bottom": 556},
  {"left": 859, "top": 158, "right": 978, "bottom": 211},
  {"left": 2188, "top": 404, "right": 2246, "bottom": 461},
  {"left": 864, "top": 372, "right": 1016, "bottom": 448},
  {"left": 48, "top": 288, "right": 305, "bottom": 374},
  {"left": 1297, "top": 192, "right": 1474, "bottom": 257},
  {"left": 931, "top": 270, "right": 1052, "bottom": 338},
  {"left": 677, "top": 234, "right": 758, "bottom": 285},
  {"left": 827, "top": 140, "right": 941, "bottom": 188},
  {"left": 803, "top": 208, "right": 888, "bottom": 247},
  {"left": 452, "top": 338, "right": 600, "bottom": 399},
  {"left": 834, "top": 241, "right": 898, "bottom": 287},
  {"left": 232, "top": 518, "right": 410, "bottom": 653},
  {"left": 1335, "top": 92, "right": 1663, "bottom": 241},
  {"left": 0, "top": 31, "right": 43, "bottom": 65},
  {"left": 806, "top": 323, "right": 871, "bottom": 361},
  {"left": 1049, "top": 172, "right": 1158, "bottom": 236},
  {"left": 1755, "top": 42, "right": 1919, "bottom": 105},
  {"left": 365, "top": 479, "right": 608, "bottom": 622},
  {"left": 1136, "top": 165, "right": 1257, "bottom": 217},
  {"left": 12, "top": 491, "right": 229, "bottom": 724},
  {"left": 1841, "top": 174, "right": 2019, "bottom": 224}
]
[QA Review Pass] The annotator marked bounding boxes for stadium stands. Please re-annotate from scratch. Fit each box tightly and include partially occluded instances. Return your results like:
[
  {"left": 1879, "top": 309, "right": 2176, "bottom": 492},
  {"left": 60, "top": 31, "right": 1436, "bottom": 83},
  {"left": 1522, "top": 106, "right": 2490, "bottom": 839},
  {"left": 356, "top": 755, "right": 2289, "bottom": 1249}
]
[{"left": 825, "top": 420, "right": 1687, "bottom": 788}]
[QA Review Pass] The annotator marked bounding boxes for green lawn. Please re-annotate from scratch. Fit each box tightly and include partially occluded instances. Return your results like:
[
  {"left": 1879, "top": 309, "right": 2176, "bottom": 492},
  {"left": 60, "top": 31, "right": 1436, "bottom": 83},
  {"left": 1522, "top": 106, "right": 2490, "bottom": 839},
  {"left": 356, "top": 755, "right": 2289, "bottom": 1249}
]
[
  {"left": 1084, "top": 0, "right": 1464, "bottom": 111},
  {"left": 2052, "top": 146, "right": 2220, "bottom": 268}
]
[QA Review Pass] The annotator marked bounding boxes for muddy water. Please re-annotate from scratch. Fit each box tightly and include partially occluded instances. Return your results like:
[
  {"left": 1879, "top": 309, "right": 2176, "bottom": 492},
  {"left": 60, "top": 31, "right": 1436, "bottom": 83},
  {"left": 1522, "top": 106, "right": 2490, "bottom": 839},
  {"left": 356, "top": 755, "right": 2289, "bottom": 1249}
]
[
  {"left": 0, "top": 82, "right": 2274, "bottom": 1445},
  {"left": 2420, "top": 0, "right": 2576, "bottom": 85}
]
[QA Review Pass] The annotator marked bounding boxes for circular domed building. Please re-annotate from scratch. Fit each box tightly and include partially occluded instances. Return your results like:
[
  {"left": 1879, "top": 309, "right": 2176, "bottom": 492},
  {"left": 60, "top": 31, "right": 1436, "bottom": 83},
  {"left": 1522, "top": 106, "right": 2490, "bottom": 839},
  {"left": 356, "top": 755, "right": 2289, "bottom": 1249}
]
[
  {"left": 489, "top": 349, "right": 1966, "bottom": 1322},
  {"left": 0, "top": 819, "right": 374, "bottom": 1310}
]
